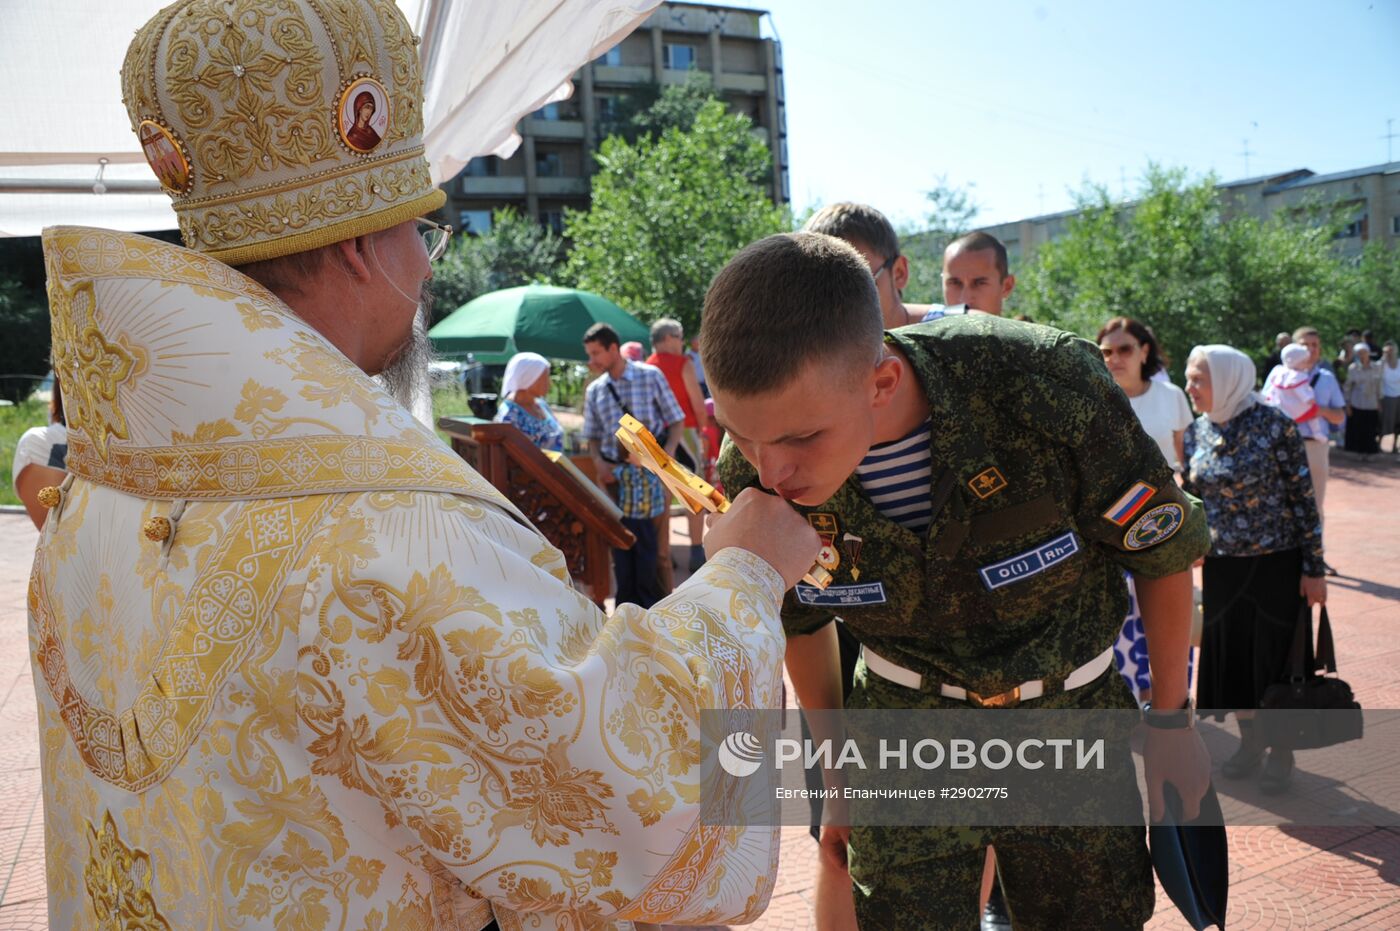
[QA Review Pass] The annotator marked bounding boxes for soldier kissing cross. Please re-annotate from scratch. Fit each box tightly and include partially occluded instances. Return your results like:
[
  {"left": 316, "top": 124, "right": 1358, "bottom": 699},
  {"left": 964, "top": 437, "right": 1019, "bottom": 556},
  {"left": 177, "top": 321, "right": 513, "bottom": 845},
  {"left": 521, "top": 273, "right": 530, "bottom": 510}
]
[{"left": 613, "top": 414, "right": 833, "bottom": 589}]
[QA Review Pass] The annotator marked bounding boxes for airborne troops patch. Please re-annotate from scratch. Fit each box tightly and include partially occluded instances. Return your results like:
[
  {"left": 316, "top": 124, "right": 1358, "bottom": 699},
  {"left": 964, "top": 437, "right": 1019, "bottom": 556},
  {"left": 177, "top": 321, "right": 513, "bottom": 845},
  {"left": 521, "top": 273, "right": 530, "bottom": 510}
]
[
  {"left": 1123, "top": 503, "right": 1184, "bottom": 551},
  {"left": 968, "top": 467, "right": 1008, "bottom": 500}
]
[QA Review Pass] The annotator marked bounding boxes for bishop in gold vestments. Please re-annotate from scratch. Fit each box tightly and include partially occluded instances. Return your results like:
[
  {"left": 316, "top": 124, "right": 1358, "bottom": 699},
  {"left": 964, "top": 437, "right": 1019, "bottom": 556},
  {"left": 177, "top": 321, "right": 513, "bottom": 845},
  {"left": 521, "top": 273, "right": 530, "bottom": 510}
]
[{"left": 28, "top": 2, "right": 809, "bottom": 929}]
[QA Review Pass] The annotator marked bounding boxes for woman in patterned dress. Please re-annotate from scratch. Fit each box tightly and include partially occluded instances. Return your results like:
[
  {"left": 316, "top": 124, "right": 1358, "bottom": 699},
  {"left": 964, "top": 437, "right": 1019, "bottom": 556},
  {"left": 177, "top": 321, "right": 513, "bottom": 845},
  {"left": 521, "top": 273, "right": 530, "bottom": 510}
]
[
  {"left": 493, "top": 352, "right": 564, "bottom": 452},
  {"left": 1182, "top": 345, "right": 1326, "bottom": 794}
]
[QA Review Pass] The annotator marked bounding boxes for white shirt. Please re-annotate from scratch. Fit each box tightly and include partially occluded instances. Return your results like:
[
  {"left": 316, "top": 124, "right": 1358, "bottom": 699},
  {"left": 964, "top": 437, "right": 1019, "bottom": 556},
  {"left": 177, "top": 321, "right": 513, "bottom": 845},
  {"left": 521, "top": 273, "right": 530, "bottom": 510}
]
[
  {"left": 1382, "top": 360, "right": 1400, "bottom": 398},
  {"left": 10, "top": 422, "right": 66, "bottom": 495},
  {"left": 1126, "top": 380, "right": 1193, "bottom": 470}
]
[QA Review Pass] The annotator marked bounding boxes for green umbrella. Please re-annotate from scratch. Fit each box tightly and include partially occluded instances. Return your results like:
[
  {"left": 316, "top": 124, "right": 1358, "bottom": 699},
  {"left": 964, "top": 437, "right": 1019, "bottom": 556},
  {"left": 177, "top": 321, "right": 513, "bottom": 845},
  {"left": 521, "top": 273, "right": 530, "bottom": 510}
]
[{"left": 428, "top": 284, "right": 651, "bottom": 363}]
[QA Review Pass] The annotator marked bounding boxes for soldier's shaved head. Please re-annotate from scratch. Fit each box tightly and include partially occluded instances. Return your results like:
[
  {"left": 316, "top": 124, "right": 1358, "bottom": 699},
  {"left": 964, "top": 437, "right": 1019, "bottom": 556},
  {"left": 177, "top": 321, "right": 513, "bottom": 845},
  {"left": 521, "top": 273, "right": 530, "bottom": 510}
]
[{"left": 701, "top": 232, "right": 884, "bottom": 396}]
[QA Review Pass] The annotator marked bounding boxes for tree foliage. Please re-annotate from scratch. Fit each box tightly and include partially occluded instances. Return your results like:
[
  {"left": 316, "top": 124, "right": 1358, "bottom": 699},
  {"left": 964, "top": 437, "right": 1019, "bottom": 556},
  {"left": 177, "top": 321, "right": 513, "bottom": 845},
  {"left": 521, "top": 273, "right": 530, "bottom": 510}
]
[
  {"left": 1012, "top": 165, "right": 1388, "bottom": 378},
  {"left": 901, "top": 176, "right": 981, "bottom": 304},
  {"left": 430, "top": 207, "right": 566, "bottom": 323},
  {"left": 565, "top": 97, "right": 787, "bottom": 332},
  {"left": 598, "top": 73, "right": 720, "bottom": 146},
  {"left": 0, "top": 279, "right": 50, "bottom": 403},
  {"left": 1343, "top": 241, "right": 1400, "bottom": 342}
]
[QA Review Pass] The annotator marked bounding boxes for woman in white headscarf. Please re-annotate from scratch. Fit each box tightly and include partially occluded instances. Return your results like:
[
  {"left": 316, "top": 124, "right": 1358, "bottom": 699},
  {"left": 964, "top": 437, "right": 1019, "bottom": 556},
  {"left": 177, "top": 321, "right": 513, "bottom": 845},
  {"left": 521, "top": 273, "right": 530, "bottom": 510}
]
[
  {"left": 493, "top": 352, "right": 564, "bottom": 452},
  {"left": 1182, "top": 345, "right": 1325, "bottom": 795},
  {"left": 1343, "top": 343, "right": 1383, "bottom": 454}
]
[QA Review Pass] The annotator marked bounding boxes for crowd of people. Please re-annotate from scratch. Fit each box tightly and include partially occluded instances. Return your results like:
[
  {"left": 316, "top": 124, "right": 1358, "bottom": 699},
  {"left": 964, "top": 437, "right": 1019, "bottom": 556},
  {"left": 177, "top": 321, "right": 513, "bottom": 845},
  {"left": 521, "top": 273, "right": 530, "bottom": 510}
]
[{"left": 11, "top": 3, "right": 1392, "bottom": 929}]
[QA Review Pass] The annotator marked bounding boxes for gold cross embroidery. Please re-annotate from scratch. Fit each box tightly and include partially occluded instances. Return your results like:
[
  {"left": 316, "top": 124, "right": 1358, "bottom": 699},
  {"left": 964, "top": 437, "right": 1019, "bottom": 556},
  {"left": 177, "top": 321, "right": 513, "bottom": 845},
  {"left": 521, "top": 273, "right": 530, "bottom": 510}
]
[{"left": 50, "top": 281, "right": 139, "bottom": 460}]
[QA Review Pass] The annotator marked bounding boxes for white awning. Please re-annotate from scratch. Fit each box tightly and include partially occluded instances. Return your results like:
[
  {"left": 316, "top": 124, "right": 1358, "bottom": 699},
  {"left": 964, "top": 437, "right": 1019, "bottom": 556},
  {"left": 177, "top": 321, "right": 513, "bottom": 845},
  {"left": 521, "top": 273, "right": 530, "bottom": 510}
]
[{"left": 0, "top": 0, "right": 660, "bottom": 237}]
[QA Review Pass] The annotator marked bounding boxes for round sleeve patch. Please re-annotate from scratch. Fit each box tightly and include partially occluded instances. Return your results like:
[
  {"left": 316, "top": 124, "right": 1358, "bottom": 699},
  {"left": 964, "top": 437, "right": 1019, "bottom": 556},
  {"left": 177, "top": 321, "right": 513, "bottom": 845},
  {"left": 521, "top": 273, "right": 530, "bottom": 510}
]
[{"left": 1123, "top": 502, "right": 1184, "bottom": 550}]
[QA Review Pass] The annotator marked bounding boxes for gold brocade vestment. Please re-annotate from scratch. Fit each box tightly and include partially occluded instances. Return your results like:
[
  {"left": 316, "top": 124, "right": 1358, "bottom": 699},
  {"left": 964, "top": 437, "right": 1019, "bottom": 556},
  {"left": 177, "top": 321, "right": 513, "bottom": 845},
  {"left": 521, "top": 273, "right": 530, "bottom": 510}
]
[{"left": 31, "top": 228, "right": 785, "bottom": 930}]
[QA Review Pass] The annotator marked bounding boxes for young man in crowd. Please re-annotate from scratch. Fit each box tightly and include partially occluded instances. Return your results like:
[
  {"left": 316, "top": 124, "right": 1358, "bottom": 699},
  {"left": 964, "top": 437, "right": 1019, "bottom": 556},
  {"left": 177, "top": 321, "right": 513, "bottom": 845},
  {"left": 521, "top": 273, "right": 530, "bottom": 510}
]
[
  {"left": 800, "top": 210, "right": 1019, "bottom": 927},
  {"left": 707, "top": 232, "right": 1211, "bottom": 930},
  {"left": 1292, "top": 325, "right": 1347, "bottom": 574},
  {"left": 940, "top": 231, "right": 1016, "bottom": 317},
  {"left": 582, "top": 322, "right": 687, "bottom": 603},
  {"left": 804, "top": 202, "right": 934, "bottom": 328}
]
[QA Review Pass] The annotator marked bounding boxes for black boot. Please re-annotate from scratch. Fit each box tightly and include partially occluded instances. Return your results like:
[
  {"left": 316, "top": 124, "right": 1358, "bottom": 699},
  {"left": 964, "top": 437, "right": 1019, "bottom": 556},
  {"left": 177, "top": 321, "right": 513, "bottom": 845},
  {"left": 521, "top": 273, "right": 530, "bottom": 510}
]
[
  {"left": 1259, "top": 747, "right": 1295, "bottom": 795},
  {"left": 981, "top": 879, "right": 1011, "bottom": 931},
  {"left": 1222, "top": 718, "right": 1267, "bottom": 779}
]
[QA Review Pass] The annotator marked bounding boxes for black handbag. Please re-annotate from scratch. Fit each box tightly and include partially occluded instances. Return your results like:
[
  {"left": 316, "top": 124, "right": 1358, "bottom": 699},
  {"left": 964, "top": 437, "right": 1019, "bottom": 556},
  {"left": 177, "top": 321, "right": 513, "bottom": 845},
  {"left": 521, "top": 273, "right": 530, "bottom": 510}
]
[{"left": 1258, "top": 606, "right": 1363, "bottom": 750}]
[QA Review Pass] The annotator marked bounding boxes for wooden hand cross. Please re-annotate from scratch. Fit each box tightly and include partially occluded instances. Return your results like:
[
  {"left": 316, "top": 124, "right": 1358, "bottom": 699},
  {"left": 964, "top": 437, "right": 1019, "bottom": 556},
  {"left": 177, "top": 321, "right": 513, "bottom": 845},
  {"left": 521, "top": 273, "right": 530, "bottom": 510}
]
[{"left": 614, "top": 414, "right": 832, "bottom": 589}]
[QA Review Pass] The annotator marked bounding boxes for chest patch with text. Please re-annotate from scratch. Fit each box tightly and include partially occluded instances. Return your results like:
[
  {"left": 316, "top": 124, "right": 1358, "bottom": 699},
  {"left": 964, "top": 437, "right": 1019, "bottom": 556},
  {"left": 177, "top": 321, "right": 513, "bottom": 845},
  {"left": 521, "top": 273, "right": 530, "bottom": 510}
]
[
  {"left": 978, "top": 531, "right": 1081, "bottom": 591},
  {"left": 795, "top": 581, "right": 888, "bottom": 607}
]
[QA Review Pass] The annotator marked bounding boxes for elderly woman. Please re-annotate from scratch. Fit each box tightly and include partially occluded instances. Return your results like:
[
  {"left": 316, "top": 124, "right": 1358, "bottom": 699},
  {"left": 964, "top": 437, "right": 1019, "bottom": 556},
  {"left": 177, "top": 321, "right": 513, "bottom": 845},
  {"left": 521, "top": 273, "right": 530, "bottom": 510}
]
[
  {"left": 1183, "top": 345, "right": 1325, "bottom": 794},
  {"left": 1343, "top": 343, "right": 1383, "bottom": 454},
  {"left": 1382, "top": 341, "right": 1400, "bottom": 454},
  {"left": 493, "top": 352, "right": 564, "bottom": 452},
  {"left": 1099, "top": 317, "right": 1195, "bottom": 705}
]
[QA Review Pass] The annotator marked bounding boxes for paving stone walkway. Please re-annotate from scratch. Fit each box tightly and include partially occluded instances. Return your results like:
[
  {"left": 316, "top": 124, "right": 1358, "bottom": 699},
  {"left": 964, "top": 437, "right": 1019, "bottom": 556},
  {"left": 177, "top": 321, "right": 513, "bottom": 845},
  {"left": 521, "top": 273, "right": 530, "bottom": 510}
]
[{"left": 0, "top": 453, "right": 1395, "bottom": 928}]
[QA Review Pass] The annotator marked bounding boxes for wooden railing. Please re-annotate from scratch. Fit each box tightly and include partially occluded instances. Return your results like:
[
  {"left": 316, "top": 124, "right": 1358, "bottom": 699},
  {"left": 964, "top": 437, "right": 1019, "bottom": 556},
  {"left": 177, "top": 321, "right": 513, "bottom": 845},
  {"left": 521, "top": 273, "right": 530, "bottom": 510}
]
[{"left": 438, "top": 417, "right": 633, "bottom": 606}]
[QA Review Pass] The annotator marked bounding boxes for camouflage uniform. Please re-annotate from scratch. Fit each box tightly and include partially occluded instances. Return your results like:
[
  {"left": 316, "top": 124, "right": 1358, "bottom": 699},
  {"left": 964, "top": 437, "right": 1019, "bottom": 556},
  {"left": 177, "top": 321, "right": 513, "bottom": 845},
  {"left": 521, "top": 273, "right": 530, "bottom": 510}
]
[{"left": 719, "top": 316, "right": 1211, "bottom": 930}]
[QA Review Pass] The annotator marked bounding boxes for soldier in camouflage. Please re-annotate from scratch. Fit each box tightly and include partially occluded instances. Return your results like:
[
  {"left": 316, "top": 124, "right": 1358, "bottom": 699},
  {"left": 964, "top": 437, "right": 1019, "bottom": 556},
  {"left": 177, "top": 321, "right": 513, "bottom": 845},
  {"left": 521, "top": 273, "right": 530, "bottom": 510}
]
[{"left": 705, "top": 232, "right": 1213, "bottom": 930}]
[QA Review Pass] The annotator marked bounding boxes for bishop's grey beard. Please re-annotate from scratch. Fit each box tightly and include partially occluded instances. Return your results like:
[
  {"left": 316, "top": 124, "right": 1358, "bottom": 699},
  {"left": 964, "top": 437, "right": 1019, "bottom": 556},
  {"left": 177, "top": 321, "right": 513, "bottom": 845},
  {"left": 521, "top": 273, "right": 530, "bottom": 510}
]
[{"left": 379, "top": 282, "right": 436, "bottom": 409}]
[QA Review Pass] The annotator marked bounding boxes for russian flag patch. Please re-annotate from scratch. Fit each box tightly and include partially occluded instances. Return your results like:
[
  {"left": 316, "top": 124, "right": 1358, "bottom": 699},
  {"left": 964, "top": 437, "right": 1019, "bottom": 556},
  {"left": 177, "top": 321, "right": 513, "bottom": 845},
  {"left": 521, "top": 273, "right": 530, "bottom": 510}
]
[{"left": 1103, "top": 481, "right": 1156, "bottom": 526}]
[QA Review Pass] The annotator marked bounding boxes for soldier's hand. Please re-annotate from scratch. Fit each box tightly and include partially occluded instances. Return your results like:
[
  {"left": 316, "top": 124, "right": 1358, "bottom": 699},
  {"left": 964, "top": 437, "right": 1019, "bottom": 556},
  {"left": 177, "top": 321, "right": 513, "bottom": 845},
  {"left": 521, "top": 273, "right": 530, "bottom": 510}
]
[
  {"left": 705, "top": 488, "right": 821, "bottom": 589},
  {"left": 815, "top": 823, "right": 858, "bottom": 931},
  {"left": 818, "top": 824, "right": 851, "bottom": 870},
  {"left": 1144, "top": 726, "right": 1212, "bottom": 823}
]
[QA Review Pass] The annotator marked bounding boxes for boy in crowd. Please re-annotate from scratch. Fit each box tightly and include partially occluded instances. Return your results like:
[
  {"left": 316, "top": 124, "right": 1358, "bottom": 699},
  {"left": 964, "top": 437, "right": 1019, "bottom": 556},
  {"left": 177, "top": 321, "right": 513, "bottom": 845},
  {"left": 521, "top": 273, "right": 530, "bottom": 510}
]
[{"left": 707, "top": 232, "right": 1211, "bottom": 929}]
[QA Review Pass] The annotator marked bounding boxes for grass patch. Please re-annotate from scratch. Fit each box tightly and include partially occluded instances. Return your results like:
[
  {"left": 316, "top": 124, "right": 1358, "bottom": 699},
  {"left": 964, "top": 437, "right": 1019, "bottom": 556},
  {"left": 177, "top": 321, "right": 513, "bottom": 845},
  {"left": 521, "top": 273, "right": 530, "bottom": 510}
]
[{"left": 0, "top": 400, "right": 51, "bottom": 507}]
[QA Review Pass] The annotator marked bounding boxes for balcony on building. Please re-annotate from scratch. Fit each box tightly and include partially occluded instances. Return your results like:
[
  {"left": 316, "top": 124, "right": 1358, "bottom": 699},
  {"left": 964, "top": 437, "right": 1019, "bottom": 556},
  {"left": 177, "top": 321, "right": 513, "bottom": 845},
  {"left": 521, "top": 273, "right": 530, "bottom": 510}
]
[
  {"left": 459, "top": 157, "right": 526, "bottom": 196},
  {"left": 522, "top": 100, "right": 585, "bottom": 140},
  {"left": 592, "top": 36, "right": 653, "bottom": 85}
]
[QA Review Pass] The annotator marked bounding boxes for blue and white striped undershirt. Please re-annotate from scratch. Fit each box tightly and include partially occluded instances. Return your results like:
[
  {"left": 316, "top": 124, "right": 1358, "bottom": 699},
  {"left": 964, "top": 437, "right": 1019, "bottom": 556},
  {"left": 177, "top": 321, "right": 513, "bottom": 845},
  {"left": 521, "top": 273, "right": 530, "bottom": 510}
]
[{"left": 855, "top": 419, "right": 934, "bottom": 533}]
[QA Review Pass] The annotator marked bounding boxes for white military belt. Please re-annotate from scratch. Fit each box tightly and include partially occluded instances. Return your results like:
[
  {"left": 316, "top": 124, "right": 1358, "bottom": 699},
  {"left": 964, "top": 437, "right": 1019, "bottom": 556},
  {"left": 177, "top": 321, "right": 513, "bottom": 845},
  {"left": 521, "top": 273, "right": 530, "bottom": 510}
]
[{"left": 860, "top": 645, "right": 1116, "bottom": 708}]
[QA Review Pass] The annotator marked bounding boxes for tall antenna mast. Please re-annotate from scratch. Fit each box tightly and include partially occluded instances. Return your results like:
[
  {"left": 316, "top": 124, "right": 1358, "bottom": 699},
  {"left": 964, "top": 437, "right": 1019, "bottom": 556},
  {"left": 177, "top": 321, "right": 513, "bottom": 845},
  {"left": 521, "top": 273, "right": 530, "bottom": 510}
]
[{"left": 1238, "top": 138, "right": 1257, "bottom": 177}]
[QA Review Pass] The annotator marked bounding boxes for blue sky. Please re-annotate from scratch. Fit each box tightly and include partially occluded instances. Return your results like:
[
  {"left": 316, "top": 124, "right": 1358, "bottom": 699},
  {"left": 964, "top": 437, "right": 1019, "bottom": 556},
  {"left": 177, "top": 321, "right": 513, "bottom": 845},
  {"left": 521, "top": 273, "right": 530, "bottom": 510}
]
[{"left": 756, "top": 0, "right": 1400, "bottom": 229}]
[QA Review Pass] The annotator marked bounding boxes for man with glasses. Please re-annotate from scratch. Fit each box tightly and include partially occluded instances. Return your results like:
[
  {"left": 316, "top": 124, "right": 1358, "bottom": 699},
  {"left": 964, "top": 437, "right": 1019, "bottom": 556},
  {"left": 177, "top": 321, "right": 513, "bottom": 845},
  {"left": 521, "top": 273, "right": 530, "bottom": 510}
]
[
  {"left": 805, "top": 202, "right": 936, "bottom": 329},
  {"left": 27, "top": 2, "right": 821, "bottom": 928}
]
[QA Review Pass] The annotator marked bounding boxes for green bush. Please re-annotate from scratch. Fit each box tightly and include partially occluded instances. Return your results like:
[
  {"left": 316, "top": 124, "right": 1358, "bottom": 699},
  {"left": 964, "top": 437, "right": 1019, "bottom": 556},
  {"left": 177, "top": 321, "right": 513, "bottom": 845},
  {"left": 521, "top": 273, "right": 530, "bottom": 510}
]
[
  {"left": 1, "top": 399, "right": 51, "bottom": 507},
  {"left": 0, "top": 280, "right": 50, "bottom": 404}
]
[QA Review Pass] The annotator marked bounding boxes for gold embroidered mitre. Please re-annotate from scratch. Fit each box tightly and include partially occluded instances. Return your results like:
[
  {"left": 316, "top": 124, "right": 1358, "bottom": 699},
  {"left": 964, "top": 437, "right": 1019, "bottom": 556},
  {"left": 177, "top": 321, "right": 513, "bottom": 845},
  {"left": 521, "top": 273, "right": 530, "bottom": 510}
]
[{"left": 121, "top": 0, "right": 445, "bottom": 265}]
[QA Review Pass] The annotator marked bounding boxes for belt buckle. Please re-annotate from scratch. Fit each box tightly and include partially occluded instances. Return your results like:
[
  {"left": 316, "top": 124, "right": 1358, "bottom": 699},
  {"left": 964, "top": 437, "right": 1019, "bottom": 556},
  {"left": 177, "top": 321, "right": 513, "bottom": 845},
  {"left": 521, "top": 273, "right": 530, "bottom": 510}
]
[{"left": 965, "top": 686, "right": 1021, "bottom": 709}]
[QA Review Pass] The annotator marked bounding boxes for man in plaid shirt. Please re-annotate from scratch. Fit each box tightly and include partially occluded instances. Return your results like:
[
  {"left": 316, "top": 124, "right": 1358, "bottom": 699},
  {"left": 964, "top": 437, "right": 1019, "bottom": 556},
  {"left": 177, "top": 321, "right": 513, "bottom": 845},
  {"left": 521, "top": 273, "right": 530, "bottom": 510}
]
[{"left": 582, "top": 323, "right": 686, "bottom": 607}]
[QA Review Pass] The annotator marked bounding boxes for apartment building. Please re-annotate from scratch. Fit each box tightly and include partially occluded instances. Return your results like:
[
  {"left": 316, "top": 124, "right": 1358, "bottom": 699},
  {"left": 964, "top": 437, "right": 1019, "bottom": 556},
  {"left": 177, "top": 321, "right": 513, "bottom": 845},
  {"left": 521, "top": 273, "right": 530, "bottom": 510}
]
[
  {"left": 978, "top": 161, "right": 1400, "bottom": 265},
  {"left": 442, "top": 2, "right": 787, "bottom": 236}
]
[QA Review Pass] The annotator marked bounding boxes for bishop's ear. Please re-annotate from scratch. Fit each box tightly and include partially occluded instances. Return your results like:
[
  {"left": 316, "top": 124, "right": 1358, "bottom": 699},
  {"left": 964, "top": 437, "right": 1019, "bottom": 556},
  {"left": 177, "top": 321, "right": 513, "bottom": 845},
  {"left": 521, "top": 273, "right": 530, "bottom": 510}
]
[{"left": 333, "top": 236, "right": 375, "bottom": 283}]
